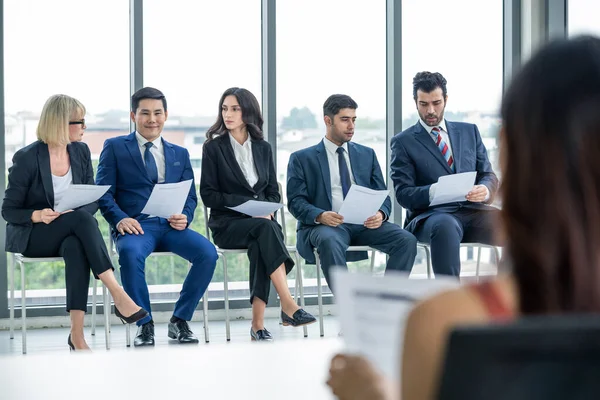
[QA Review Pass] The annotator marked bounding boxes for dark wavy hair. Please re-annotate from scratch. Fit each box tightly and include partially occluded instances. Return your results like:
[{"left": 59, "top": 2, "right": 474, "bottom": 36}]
[
  {"left": 412, "top": 71, "right": 448, "bottom": 100},
  {"left": 205, "top": 87, "right": 263, "bottom": 141},
  {"left": 500, "top": 35, "right": 600, "bottom": 314}
]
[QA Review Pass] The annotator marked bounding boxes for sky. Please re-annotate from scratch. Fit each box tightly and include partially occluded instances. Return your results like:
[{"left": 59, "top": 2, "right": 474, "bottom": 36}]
[{"left": 3, "top": 0, "right": 600, "bottom": 120}]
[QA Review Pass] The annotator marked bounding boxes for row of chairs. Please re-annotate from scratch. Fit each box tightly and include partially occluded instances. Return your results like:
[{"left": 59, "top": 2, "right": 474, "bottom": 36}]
[{"left": 8, "top": 191, "right": 501, "bottom": 353}]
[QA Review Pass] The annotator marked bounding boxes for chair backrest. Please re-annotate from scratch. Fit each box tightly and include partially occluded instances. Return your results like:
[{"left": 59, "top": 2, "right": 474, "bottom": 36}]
[
  {"left": 437, "top": 315, "right": 600, "bottom": 400},
  {"left": 202, "top": 182, "right": 289, "bottom": 244}
]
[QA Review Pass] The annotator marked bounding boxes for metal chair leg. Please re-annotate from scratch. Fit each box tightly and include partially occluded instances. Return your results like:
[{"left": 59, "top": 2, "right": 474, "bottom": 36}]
[
  {"left": 424, "top": 246, "right": 433, "bottom": 279},
  {"left": 494, "top": 246, "right": 501, "bottom": 269},
  {"left": 222, "top": 254, "right": 230, "bottom": 341},
  {"left": 126, "top": 323, "right": 131, "bottom": 347},
  {"left": 202, "top": 290, "right": 210, "bottom": 343},
  {"left": 476, "top": 246, "right": 483, "bottom": 282},
  {"left": 295, "top": 253, "right": 308, "bottom": 338},
  {"left": 370, "top": 250, "right": 376, "bottom": 273},
  {"left": 91, "top": 278, "right": 97, "bottom": 336},
  {"left": 314, "top": 250, "right": 324, "bottom": 337},
  {"left": 20, "top": 260, "right": 27, "bottom": 354},
  {"left": 9, "top": 253, "right": 15, "bottom": 340},
  {"left": 103, "top": 284, "right": 110, "bottom": 350}
]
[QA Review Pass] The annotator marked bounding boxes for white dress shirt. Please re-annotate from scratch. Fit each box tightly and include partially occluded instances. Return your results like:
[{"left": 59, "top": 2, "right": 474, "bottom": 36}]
[
  {"left": 323, "top": 137, "right": 356, "bottom": 213},
  {"left": 419, "top": 119, "right": 489, "bottom": 202},
  {"left": 419, "top": 118, "right": 454, "bottom": 157},
  {"left": 52, "top": 167, "right": 72, "bottom": 210},
  {"left": 229, "top": 133, "right": 259, "bottom": 188},
  {"left": 135, "top": 131, "right": 165, "bottom": 184}
]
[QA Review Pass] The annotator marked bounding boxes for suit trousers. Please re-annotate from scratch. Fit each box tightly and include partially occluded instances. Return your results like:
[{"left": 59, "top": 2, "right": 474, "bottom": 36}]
[
  {"left": 22, "top": 210, "right": 113, "bottom": 312},
  {"left": 308, "top": 222, "right": 418, "bottom": 293},
  {"left": 116, "top": 217, "right": 218, "bottom": 325},
  {"left": 212, "top": 217, "right": 294, "bottom": 305},
  {"left": 412, "top": 207, "right": 501, "bottom": 276}
]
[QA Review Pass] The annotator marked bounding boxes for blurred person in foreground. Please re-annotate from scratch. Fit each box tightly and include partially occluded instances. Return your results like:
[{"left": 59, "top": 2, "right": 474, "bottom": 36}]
[
  {"left": 327, "top": 35, "right": 600, "bottom": 400},
  {"left": 1, "top": 94, "right": 147, "bottom": 351}
]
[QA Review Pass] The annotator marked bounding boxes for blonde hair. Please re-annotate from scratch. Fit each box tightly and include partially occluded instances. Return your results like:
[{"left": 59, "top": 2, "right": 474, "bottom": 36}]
[{"left": 36, "top": 94, "right": 86, "bottom": 146}]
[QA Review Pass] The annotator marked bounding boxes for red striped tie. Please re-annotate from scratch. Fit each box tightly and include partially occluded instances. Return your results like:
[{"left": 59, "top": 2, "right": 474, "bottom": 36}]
[{"left": 432, "top": 127, "right": 454, "bottom": 172}]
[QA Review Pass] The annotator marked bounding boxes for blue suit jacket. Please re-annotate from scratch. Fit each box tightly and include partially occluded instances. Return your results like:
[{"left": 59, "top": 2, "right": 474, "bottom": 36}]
[
  {"left": 390, "top": 121, "right": 499, "bottom": 232},
  {"left": 287, "top": 139, "right": 391, "bottom": 264},
  {"left": 96, "top": 132, "right": 197, "bottom": 235}
]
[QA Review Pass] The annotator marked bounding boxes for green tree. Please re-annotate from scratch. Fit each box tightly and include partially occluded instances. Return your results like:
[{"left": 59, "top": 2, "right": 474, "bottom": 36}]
[{"left": 280, "top": 107, "right": 317, "bottom": 130}]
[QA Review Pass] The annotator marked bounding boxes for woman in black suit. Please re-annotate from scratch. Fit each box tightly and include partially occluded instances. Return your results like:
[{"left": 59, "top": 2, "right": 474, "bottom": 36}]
[
  {"left": 1, "top": 94, "right": 148, "bottom": 351},
  {"left": 200, "top": 87, "right": 315, "bottom": 341}
]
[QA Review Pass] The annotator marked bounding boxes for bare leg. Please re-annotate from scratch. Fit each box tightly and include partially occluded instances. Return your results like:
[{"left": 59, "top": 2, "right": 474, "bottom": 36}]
[
  {"left": 70, "top": 310, "right": 90, "bottom": 350},
  {"left": 270, "top": 264, "right": 300, "bottom": 317},
  {"left": 97, "top": 269, "right": 141, "bottom": 317},
  {"left": 252, "top": 298, "right": 267, "bottom": 332}
]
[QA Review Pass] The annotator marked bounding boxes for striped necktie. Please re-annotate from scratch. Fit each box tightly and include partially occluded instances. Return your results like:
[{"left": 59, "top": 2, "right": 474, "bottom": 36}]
[{"left": 432, "top": 126, "right": 455, "bottom": 172}]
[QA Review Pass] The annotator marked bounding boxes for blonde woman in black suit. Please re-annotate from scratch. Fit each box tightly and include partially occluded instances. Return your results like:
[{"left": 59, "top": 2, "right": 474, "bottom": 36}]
[
  {"left": 200, "top": 88, "right": 315, "bottom": 341},
  {"left": 1, "top": 95, "right": 148, "bottom": 351}
]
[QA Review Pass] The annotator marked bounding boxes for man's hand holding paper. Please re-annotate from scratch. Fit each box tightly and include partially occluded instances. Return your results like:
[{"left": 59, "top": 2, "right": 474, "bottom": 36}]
[
  {"left": 140, "top": 179, "right": 193, "bottom": 219},
  {"left": 337, "top": 185, "right": 389, "bottom": 226}
]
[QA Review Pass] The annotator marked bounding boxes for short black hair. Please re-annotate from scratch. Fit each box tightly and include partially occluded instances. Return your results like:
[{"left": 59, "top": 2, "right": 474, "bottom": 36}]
[
  {"left": 323, "top": 94, "right": 358, "bottom": 120},
  {"left": 131, "top": 87, "right": 167, "bottom": 113},
  {"left": 412, "top": 72, "right": 448, "bottom": 101}
]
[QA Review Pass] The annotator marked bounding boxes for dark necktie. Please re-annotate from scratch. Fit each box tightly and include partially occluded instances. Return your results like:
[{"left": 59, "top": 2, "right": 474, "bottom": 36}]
[
  {"left": 336, "top": 147, "right": 351, "bottom": 198},
  {"left": 144, "top": 142, "right": 158, "bottom": 183}
]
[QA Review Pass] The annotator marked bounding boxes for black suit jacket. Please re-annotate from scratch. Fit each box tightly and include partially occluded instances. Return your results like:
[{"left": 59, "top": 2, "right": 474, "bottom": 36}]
[
  {"left": 1, "top": 141, "right": 97, "bottom": 253},
  {"left": 199, "top": 133, "right": 280, "bottom": 232}
]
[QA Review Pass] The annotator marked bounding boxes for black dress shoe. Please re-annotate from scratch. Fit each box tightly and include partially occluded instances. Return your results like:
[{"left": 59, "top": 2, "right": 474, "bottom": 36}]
[
  {"left": 250, "top": 327, "right": 273, "bottom": 341},
  {"left": 281, "top": 309, "right": 317, "bottom": 327},
  {"left": 115, "top": 306, "right": 149, "bottom": 325},
  {"left": 168, "top": 320, "right": 199, "bottom": 344},
  {"left": 134, "top": 322, "right": 155, "bottom": 347}
]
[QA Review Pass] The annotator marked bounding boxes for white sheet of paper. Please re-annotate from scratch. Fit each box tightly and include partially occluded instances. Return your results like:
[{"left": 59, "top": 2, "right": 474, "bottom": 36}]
[
  {"left": 332, "top": 268, "right": 459, "bottom": 380},
  {"left": 54, "top": 184, "right": 111, "bottom": 213},
  {"left": 337, "top": 185, "right": 389, "bottom": 225},
  {"left": 227, "top": 200, "right": 284, "bottom": 217},
  {"left": 140, "top": 179, "right": 193, "bottom": 219},
  {"left": 430, "top": 171, "right": 477, "bottom": 206}
]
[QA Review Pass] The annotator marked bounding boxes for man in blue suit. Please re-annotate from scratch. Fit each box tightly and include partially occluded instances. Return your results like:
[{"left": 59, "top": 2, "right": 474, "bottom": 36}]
[
  {"left": 391, "top": 72, "right": 501, "bottom": 277},
  {"left": 96, "top": 87, "right": 217, "bottom": 346},
  {"left": 287, "top": 94, "right": 417, "bottom": 292}
]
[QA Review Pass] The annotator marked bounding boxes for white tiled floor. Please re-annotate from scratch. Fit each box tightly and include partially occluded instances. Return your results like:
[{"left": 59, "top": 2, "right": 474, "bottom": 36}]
[{"left": 0, "top": 315, "right": 341, "bottom": 356}]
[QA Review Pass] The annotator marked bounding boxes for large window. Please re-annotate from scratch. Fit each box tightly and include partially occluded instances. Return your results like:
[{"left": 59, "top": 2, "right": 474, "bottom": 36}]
[
  {"left": 276, "top": 0, "right": 387, "bottom": 289},
  {"left": 4, "top": 0, "right": 129, "bottom": 306},
  {"left": 568, "top": 0, "right": 600, "bottom": 36},
  {"left": 402, "top": 0, "right": 503, "bottom": 275},
  {"left": 143, "top": 0, "right": 262, "bottom": 299}
]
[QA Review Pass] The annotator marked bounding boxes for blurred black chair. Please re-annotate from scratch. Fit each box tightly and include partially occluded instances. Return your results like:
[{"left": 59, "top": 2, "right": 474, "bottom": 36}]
[{"left": 438, "top": 315, "right": 600, "bottom": 400}]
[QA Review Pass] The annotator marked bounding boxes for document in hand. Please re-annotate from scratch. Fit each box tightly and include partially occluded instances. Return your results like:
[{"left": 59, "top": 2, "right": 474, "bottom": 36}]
[
  {"left": 140, "top": 179, "right": 193, "bottom": 219},
  {"left": 332, "top": 268, "right": 459, "bottom": 380},
  {"left": 337, "top": 185, "right": 389, "bottom": 225},
  {"left": 226, "top": 200, "right": 284, "bottom": 217},
  {"left": 430, "top": 171, "right": 477, "bottom": 207},
  {"left": 54, "top": 184, "right": 111, "bottom": 213}
]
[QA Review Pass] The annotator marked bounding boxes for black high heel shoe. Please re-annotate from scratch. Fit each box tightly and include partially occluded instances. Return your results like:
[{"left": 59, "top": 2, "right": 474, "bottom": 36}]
[
  {"left": 114, "top": 306, "right": 149, "bottom": 324},
  {"left": 68, "top": 334, "right": 75, "bottom": 351}
]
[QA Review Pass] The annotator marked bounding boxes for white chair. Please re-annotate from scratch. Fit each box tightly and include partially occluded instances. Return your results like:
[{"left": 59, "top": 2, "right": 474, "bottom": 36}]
[
  {"left": 418, "top": 242, "right": 502, "bottom": 280},
  {"left": 107, "top": 241, "right": 210, "bottom": 346},
  {"left": 312, "top": 246, "right": 377, "bottom": 337},
  {"left": 8, "top": 253, "right": 110, "bottom": 354},
  {"left": 203, "top": 194, "right": 307, "bottom": 341}
]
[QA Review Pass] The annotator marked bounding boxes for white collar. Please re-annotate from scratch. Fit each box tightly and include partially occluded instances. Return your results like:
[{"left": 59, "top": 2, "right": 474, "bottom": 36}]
[
  {"left": 323, "top": 136, "right": 349, "bottom": 155},
  {"left": 419, "top": 119, "right": 448, "bottom": 134},
  {"left": 135, "top": 131, "right": 163, "bottom": 151}
]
